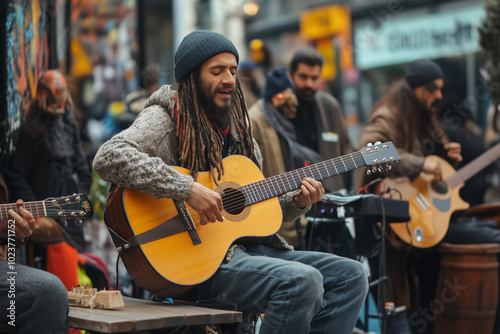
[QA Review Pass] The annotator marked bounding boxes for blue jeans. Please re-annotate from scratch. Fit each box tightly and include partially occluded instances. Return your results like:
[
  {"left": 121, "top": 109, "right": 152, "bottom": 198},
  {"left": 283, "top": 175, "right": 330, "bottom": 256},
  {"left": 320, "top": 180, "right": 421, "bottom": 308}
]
[
  {"left": 197, "top": 245, "right": 369, "bottom": 334},
  {"left": 0, "top": 259, "right": 68, "bottom": 333}
]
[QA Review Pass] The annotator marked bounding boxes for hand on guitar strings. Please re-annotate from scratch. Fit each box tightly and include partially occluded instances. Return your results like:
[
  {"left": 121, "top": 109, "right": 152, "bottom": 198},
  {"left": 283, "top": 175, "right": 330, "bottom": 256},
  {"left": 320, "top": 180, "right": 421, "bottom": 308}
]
[
  {"left": 293, "top": 177, "right": 325, "bottom": 209},
  {"left": 445, "top": 142, "right": 462, "bottom": 163},
  {"left": 7, "top": 199, "right": 37, "bottom": 239},
  {"left": 187, "top": 182, "right": 224, "bottom": 225},
  {"left": 422, "top": 158, "right": 443, "bottom": 186}
]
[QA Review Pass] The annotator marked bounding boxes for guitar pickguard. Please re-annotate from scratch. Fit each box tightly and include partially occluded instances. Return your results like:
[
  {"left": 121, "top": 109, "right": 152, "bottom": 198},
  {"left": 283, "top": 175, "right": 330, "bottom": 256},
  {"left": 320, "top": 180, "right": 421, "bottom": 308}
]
[{"left": 432, "top": 197, "right": 451, "bottom": 213}]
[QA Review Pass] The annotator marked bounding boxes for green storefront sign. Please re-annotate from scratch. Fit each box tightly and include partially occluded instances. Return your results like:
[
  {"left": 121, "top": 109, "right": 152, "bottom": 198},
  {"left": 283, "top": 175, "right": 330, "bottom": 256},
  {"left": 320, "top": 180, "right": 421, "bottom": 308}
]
[{"left": 354, "top": 4, "right": 485, "bottom": 70}]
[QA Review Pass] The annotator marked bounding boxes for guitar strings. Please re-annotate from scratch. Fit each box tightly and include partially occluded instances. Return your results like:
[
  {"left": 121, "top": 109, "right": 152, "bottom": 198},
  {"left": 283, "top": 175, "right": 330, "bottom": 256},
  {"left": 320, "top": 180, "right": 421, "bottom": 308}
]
[
  {"left": 0, "top": 198, "right": 86, "bottom": 220},
  {"left": 208, "top": 154, "right": 365, "bottom": 213},
  {"left": 177, "top": 150, "right": 382, "bottom": 223},
  {"left": 220, "top": 156, "right": 363, "bottom": 209},
  {"left": 0, "top": 201, "right": 45, "bottom": 219}
]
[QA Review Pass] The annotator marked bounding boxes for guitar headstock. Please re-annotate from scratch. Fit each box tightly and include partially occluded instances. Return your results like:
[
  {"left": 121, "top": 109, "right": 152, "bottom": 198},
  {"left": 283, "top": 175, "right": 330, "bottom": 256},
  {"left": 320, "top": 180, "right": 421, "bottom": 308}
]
[
  {"left": 44, "top": 193, "right": 94, "bottom": 220},
  {"left": 361, "top": 141, "right": 400, "bottom": 175}
]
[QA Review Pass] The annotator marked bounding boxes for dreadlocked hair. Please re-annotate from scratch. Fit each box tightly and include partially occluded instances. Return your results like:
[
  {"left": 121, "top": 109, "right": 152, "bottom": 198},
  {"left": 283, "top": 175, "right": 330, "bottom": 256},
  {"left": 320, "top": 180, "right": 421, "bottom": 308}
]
[{"left": 176, "top": 70, "right": 255, "bottom": 181}]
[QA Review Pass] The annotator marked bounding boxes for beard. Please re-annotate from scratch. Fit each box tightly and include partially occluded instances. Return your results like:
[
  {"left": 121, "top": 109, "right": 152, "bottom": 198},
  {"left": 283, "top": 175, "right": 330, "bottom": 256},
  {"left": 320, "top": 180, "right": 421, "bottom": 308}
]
[
  {"left": 197, "top": 81, "right": 234, "bottom": 125},
  {"left": 294, "top": 87, "right": 316, "bottom": 100},
  {"left": 431, "top": 98, "right": 442, "bottom": 109}
]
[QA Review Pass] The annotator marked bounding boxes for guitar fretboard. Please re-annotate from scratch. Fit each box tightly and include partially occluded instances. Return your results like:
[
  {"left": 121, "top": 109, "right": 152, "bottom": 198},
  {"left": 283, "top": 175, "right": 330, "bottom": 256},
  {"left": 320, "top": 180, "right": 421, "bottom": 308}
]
[
  {"left": 447, "top": 142, "right": 500, "bottom": 189},
  {"left": 0, "top": 201, "right": 46, "bottom": 220},
  {"left": 242, "top": 151, "right": 366, "bottom": 206}
]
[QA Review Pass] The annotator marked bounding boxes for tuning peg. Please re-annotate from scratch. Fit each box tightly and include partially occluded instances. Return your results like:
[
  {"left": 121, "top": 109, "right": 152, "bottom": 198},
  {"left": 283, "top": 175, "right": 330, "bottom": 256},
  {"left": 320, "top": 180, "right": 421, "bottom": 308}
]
[
  {"left": 76, "top": 219, "right": 83, "bottom": 225},
  {"left": 386, "top": 163, "right": 392, "bottom": 171},
  {"left": 372, "top": 166, "right": 377, "bottom": 174},
  {"left": 377, "top": 165, "right": 385, "bottom": 173},
  {"left": 374, "top": 141, "right": 381, "bottom": 145},
  {"left": 366, "top": 168, "right": 372, "bottom": 176},
  {"left": 367, "top": 142, "right": 373, "bottom": 146},
  {"left": 64, "top": 221, "right": 69, "bottom": 227}
]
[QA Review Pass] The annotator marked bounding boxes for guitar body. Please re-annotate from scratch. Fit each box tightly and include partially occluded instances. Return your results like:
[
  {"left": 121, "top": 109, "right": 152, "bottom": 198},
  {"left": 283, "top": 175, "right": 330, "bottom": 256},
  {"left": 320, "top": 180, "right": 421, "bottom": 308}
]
[
  {"left": 104, "top": 142, "right": 399, "bottom": 296},
  {"left": 105, "top": 155, "right": 283, "bottom": 297},
  {"left": 381, "top": 155, "right": 469, "bottom": 248}
]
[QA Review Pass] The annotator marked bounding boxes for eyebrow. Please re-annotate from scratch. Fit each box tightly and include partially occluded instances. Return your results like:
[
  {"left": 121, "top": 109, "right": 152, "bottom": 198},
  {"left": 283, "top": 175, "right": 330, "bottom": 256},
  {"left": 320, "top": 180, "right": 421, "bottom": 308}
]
[
  {"left": 209, "top": 64, "right": 238, "bottom": 70},
  {"left": 299, "top": 73, "right": 319, "bottom": 78}
]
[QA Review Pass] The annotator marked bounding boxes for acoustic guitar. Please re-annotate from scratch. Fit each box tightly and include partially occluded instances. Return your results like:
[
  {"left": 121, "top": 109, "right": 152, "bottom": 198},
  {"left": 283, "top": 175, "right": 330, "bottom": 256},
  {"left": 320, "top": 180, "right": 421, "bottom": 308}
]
[
  {"left": 105, "top": 142, "right": 399, "bottom": 297},
  {"left": 0, "top": 193, "right": 93, "bottom": 221},
  {"left": 380, "top": 142, "right": 500, "bottom": 248}
]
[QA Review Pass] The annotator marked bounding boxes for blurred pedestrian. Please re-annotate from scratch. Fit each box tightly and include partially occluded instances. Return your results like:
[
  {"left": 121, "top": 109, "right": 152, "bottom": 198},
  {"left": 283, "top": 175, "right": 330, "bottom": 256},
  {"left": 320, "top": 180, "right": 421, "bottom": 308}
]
[
  {"left": 237, "top": 60, "right": 261, "bottom": 108},
  {"left": 114, "top": 65, "right": 160, "bottom": 130}
]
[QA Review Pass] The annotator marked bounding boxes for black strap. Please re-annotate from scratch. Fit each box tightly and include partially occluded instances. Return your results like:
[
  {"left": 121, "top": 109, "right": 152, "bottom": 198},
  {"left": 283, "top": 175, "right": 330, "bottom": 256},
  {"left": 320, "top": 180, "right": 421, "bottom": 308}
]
[
  {"left": 105, "top": 213, "right": 189, "bottom": 253},
  {"left": 127, "top": 214, "right": 190, "bottom": 247}
]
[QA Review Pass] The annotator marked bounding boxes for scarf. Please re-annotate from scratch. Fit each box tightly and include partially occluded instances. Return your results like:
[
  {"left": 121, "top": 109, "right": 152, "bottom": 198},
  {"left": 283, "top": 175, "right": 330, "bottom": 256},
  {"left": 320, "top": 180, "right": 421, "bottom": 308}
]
[{"left": 262, "top": 101, "right": 322, "bottom": 170}]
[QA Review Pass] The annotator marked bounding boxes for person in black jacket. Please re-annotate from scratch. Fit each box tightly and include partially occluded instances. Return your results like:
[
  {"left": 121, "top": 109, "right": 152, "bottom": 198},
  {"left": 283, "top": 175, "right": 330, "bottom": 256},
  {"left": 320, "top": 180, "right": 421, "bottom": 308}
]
[{"left": 4, "top": 69, "right": 92, "bottom": 251}]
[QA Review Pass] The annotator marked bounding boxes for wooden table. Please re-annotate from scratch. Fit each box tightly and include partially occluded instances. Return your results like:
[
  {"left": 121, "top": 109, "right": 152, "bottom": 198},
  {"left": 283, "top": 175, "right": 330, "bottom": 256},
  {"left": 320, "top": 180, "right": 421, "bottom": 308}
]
[{"left": 68, "top": 296, "right": 242, "bottom": 333}]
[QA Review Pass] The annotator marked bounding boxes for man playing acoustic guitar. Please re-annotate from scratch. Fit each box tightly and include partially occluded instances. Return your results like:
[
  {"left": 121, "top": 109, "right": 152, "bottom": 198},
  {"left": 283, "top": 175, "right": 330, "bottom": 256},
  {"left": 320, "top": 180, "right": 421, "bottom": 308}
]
[
  {"left": 356, "top": 59, "right": 500, "bottom": 333},
  {"left": 93, "top": 30, "right": 368, "bottom": 334}
]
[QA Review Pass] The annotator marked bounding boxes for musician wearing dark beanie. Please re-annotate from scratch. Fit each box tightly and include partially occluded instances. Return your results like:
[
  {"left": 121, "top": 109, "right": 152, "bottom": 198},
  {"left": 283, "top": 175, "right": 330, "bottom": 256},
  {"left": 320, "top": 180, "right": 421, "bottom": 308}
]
[
  {"left": 357, "top": 58, "right": 500, "bottom": 334},
  {"left": 404, "top": 59, "right": 444, "bottom": 89},
  {"left": 174, "top": 30, "right": 239, "bottom": 82},
  {"left": 94, "top": 30, "right": 369, "bottom": 334}
]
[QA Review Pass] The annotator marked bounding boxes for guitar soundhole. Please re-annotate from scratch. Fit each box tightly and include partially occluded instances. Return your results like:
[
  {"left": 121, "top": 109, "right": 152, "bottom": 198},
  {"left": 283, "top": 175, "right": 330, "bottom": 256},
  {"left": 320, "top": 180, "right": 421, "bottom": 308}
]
[{"left": 221, "top": 187, "right": 245, "bottom": 215}]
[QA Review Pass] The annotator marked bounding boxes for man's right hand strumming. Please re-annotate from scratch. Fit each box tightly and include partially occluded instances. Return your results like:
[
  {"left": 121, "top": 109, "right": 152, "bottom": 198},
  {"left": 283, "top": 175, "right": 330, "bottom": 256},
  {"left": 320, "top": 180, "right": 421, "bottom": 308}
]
[{"left": 186, "top": 182, "right": 224, "bottom": 225}]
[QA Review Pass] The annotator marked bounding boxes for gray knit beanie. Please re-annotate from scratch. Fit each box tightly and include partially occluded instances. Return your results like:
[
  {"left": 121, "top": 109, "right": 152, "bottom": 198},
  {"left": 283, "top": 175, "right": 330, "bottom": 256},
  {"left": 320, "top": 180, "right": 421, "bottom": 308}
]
[{"left": 174, "top": 30, "right": 239, "bottom": 82}]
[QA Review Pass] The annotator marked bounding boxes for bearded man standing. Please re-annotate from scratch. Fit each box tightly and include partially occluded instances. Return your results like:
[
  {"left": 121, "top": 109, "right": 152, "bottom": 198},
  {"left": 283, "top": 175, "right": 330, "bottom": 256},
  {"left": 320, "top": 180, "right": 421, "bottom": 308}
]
[
  {"left": 93, "top": 30, "right": 368, "bottom": 334},
  {"left": 289, "top": 48, "right": 354, "bottom": 193}
]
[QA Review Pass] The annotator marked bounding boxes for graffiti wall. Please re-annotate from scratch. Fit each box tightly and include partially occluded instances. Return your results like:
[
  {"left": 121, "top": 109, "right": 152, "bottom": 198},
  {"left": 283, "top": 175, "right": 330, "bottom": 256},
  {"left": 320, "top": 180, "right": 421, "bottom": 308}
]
[
  {"left": 70, "top": 0, "right": 137, "bottom": 123},
  {"left": 1, "top": 0, "right": 49, "bottom": 171}
]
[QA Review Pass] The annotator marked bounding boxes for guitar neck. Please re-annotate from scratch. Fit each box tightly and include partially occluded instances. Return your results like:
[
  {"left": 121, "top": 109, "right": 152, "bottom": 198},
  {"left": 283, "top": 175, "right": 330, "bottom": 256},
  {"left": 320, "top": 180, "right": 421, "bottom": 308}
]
[
  {"left": 447, "top": 141, "right": 500, "bottom": 189},
  {"left": 0, "top": 201, "right": 46, "bottom": 220},
  {"left": 242, "top": 151, "right": 366, "bottom": 206}
]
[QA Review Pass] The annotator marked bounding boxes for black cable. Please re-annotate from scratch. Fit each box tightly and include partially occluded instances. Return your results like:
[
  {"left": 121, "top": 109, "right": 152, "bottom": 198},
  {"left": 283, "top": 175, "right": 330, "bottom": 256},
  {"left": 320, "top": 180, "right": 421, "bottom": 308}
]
[
  {"left": 115, "top": 252, "right": 121, "bottom": 292},
  {"left": 377, "top": 194, "right": 387, "bottom": 333},
  {"left": 307, "top": 203, "right": 318, "bottom": 251}
]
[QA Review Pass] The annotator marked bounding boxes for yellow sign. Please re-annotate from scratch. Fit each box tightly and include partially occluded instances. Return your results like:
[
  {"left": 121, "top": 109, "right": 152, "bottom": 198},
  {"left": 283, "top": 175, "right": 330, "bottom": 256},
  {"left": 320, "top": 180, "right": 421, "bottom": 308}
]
[
  {"left": 300, "top": 5, "right": 350, "bottom": 40},
  {"left": 316, "top": 38, "right": 336, "bottom": 80}
]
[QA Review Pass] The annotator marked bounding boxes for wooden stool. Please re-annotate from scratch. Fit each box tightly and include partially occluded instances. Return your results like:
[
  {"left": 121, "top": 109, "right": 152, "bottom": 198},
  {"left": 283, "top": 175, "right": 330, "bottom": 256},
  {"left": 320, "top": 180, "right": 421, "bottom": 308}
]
[{"left": 434, "top": 243, "right": 500, "bottom": 334}]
